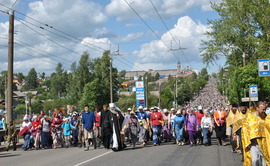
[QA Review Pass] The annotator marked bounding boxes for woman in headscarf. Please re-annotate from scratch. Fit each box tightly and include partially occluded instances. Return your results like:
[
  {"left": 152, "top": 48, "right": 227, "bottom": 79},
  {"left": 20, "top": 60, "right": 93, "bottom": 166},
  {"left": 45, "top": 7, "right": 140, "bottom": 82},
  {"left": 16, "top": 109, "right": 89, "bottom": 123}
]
[
  {"left": 162, "top": 109, "right": 172, "bottom": 142},
  {"left": 173, "top": 110, "right": 185, "bottom": 146},
  {"left": 31, "top": 115, "right": 42, "bottom": 150},
  {"left": 51, "top": 112, "right": 63, "bottom": 149},
  {"left": 185, "top": 109, "right": 198, "bottom": 146},
  {"left": 21, "top": 116, "right": 32, "bottom": 151},
  {"left": 201, "top": 109, "right": 213, "bottom": 146},
  {"left": 124, "top": 111, "right": 140, "bottom": 149}
]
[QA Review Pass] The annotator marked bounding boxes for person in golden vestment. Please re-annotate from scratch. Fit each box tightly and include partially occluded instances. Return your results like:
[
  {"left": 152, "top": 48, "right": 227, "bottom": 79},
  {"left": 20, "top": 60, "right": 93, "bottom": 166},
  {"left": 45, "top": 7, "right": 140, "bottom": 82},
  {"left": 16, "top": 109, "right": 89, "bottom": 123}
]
[
  {"left": 264, "top": 114, "right": 270, "bottom": 163},
  {"left": 226, "top": 103, "right": 238, "bottom": 152},
  {"left": 232, "top": 102, "right": 248, "bottom": 161},
  {"left": 242, "top": 101, "right": 269, "bottom": 166}
]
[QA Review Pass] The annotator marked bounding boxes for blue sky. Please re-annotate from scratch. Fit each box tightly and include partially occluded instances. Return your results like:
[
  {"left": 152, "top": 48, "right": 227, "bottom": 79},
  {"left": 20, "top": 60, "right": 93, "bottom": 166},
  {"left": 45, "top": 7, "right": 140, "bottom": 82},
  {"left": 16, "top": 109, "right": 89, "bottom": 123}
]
[{"left": 0, "top": 0, "right": 224, "bottom": 75}]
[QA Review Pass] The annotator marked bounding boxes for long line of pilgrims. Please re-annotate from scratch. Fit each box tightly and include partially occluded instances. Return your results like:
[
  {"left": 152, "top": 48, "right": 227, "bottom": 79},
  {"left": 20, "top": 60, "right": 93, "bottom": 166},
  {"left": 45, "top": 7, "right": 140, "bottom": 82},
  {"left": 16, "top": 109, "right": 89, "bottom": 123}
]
[{"left": 4, "top": 101, "right": 270, "bottom": 165}]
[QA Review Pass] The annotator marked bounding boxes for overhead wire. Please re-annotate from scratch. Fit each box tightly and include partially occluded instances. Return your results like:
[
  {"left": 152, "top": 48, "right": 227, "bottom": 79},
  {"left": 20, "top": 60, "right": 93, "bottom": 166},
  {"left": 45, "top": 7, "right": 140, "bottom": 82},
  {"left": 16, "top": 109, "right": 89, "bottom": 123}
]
[
  {"left": 149, "top": 0, "right": 192, "bottom": 68},
  {"left": 17, "top": 19, "right": 82, "bottom": 56},
  {"left": 0, "top": 44, "right": 60, "bottom": 67},
  {"left": 14, "top": 41, "right": 72, "bottom": 69},
  {"left": 14, "top": 10, "right": 110, "bottom": 51},
  {"left": 124, "top": 0, "right": 180, "bottom": 61},
  {"left": 14, "top": 16, "right": 106, "bottom": 53}
]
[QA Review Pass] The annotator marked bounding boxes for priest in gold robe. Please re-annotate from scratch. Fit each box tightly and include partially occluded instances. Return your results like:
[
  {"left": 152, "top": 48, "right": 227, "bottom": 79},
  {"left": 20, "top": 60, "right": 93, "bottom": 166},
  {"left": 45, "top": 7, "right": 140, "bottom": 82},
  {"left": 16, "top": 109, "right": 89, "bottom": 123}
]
[{"left": 242, "top": 101, "right": 269, "bottom": 166}]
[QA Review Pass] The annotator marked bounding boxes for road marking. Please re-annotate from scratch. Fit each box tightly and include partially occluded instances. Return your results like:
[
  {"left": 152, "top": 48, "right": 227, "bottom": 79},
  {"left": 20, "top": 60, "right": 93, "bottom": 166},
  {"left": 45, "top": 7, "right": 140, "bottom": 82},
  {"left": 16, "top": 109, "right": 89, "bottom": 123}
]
[{"left": 74, "top": 151, "right": 113, "bottom": 166}]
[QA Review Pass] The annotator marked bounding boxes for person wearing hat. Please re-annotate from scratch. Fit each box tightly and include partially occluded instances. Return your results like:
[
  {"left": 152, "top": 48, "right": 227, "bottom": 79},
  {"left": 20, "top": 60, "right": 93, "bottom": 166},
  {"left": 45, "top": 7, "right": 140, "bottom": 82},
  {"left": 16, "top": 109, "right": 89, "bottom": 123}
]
[
  {"left": 81, "top": 105, "right": 96, "bottom": 151},
  {"left": 70, "top": 112, "right": 79, "bottom": 147},
  {"left": 173, "top": 110, "right": 185, "bottom": 146},
  {"left": 201, "top": 109, "right": 213, "bottom": 146},
  {"left": 123, "top": 107, "right": 132, "bottom": 143},
  {"left": 103, "top": 103, "right": 125, "bottom": 152},
  {"left": 150, "top": 106, "right": 164, "bottom": 146},
  {"left": 136, "top": 105, "right": 149, "bottom": 146},
  {"left": 21, "top": 116, "right": 32, "bottom": 151},
  {"left": 124, "top": 111, "right": 140, "bottom": 149},
  {"left": 61, "top": 118, "right": 75, "bottom": 148}
]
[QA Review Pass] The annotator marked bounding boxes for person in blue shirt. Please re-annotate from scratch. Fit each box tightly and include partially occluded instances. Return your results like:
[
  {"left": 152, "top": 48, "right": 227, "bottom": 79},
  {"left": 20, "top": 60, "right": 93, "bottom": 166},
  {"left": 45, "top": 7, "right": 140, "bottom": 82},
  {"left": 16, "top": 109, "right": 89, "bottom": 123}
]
[
  {"left": 82, "top": 105, "right": 96, "bottom": 151},
  {"left": 70, "top": 112, "right": 79, "bottom": 147},
  {"left": 61, "top": 118, "right": 75, "bottom": 148},
  {"left": 173, "top": 110, "right": 185, "bottom": 146},
  {"left": 135, "top": 106, "right": 149, "bottom": 146}
]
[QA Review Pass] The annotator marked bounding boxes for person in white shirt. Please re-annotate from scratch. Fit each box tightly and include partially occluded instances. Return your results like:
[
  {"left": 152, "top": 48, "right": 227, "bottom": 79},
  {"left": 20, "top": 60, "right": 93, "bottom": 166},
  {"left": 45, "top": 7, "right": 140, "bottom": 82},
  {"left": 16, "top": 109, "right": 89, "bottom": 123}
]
[{"left": 201, "top": 109, "right": 213, "bottom": 146}]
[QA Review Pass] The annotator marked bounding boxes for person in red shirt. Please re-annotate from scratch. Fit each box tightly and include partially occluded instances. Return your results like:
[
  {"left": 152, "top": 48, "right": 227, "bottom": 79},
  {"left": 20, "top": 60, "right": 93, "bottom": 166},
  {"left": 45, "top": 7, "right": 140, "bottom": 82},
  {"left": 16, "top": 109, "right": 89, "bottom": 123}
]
[
  {"left": 195, "top": 106, "right": 204, "bottom": 145},
  {"left": 150, "top": 107, "right": 163, "bottom": 146},
  {"left": 94, "top": 106, "right": 102, "bottom": 147},
  {"left": 31, "top": 116, "right": 41, "bottom": 150}
]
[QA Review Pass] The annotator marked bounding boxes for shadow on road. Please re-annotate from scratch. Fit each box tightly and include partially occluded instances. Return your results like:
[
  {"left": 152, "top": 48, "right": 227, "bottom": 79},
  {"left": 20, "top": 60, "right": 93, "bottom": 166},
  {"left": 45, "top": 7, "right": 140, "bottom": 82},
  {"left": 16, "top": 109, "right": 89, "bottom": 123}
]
[{"left": 0, "top": 153, "right": 21, "bottom": 158}]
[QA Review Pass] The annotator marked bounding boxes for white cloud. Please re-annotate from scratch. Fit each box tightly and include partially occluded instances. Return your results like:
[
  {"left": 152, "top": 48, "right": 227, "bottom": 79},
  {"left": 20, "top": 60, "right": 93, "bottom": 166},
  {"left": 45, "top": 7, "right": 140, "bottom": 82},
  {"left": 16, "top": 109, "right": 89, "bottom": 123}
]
[
  {"left": 125, "top": 23, "right": 141, "bottom": 27},
  {"left": 132, "top": 16, "right": 210, "bottom": 71},
  {"left": 120, "top": 32, "right": 144, "bottom": 42},
  {"left": 13, "top": 58, "right": 55, "bottom": 73},
  {"left": 106, "top": 0, "right": 220, "bottom": 21},
  {"left": 0, "top": 0, "right": 111, "bottom": 74},
  {"left": 74, "top": 37, "right": 111, "bottom": 58}
]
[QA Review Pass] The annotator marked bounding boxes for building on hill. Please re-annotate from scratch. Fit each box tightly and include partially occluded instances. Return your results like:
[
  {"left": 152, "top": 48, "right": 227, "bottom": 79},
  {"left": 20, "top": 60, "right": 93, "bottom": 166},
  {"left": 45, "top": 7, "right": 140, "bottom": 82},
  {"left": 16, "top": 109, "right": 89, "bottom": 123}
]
[{"left": 124, "top": 62, "right": 195, "bottom": 80}]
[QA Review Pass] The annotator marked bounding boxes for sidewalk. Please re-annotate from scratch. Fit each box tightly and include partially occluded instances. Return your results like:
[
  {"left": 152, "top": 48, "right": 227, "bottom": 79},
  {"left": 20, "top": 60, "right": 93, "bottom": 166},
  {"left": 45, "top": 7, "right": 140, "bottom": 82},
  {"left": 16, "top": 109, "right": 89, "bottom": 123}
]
[{"left": 0, "top": 139, "right": 23, "bottom": 152}]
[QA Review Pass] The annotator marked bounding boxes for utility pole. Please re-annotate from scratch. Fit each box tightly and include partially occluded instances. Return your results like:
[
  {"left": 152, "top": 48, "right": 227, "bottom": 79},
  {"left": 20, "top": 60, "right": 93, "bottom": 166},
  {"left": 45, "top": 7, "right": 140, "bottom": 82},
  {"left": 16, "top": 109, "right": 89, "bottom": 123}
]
[
  {"left": 110, "top": 59, "right": 113, "bottom": 103},
  {"left": 176, "top": 80, "right": 178, "bottom": 108},
  {"left": 158, "top": 83, "right": 161, "bottom": 108},
  {"left": 109, "top": 44, "right": 123, "bottom": 103},
  {"left": 174, "top": 83, "right": 176, "bottom": 108},
  {"left": 145, "top": 76, "right": 148, "bottom": 108},
  {"left": 7, "top": 2, "right": 17, "bottom": 123}
]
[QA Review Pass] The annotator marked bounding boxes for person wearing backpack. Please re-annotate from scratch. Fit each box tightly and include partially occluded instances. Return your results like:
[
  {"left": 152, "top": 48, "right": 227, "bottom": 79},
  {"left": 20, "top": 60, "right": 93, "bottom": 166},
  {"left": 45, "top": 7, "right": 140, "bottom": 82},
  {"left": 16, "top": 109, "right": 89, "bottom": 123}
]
[{"left": 61, "top": 118, "right": 75, "bottom": 148}]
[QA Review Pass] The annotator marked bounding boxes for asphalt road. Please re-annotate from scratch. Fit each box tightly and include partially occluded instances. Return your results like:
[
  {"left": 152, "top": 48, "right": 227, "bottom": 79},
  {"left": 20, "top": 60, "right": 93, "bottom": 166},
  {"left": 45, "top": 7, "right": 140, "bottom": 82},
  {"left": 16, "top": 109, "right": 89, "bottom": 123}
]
[{"left": 0, "top": 139, "right": 242, "bottom": 166}]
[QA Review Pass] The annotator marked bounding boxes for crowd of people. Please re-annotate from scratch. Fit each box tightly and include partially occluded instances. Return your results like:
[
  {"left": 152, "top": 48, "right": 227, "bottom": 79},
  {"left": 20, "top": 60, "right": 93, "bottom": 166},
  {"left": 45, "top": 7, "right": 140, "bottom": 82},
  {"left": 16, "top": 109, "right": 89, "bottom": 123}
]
[
  {"left": 190, "top": 77, "right": 225, "bottom": 109},
  {"left": 1, "top": 77, "right": 270, "bottom": 166}
]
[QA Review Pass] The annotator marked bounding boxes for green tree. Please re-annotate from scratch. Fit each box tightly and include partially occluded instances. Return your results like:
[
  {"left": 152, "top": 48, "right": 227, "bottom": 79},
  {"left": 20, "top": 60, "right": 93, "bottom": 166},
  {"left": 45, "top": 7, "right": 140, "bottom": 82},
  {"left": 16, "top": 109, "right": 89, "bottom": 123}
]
[
  {"left": 79, "top": 51, "right": 119, "bottom": 108},
  {"left": 200, "top": 0, "right": 270, "bottom": 103},
  {"left": 25, "top": 68, "right": 38, "bottom": 90},
  {"left": 50, "top": 63, "right": 68, "bottom": 98},
  {"left": 67, "top": 52, "right": 93, "bottom": 105},
  {"left": 155, "top": 72, "right": 160, "bottom": 81}
]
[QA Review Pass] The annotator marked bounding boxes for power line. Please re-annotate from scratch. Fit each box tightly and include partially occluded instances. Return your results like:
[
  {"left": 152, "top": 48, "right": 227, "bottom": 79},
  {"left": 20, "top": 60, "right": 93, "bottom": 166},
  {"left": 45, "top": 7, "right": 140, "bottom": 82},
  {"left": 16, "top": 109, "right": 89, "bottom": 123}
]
[
  {"left": 124, "top": 0, "right": 180, "bottom": 61},
  {"left": 14, "top": 10, "right": 110, "bottom": 51},
  {"left": 17, "top": 19, "right": 82, "bottom": 56},
  {"left": 14, "top": 16, "right": 106, "bottom": 53},
  {"left": 14, "top": 40, "right": 72, "bottom": 68},
  {"left": 149, "top": 0, "right": 192, "bottom": 68}
]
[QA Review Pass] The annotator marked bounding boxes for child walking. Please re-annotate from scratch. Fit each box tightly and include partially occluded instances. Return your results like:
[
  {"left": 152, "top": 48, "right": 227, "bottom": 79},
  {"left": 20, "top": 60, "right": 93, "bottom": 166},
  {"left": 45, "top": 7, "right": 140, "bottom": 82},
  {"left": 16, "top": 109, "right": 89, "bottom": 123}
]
[{"left": 61, "top": 118, "right": 75, "bottom": 148}]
